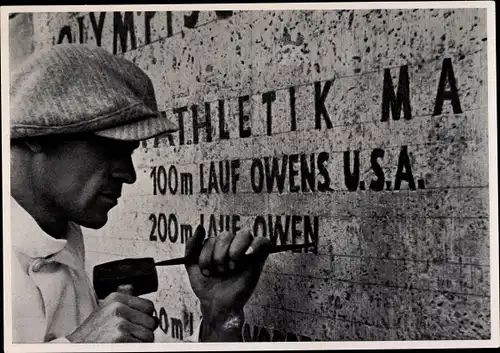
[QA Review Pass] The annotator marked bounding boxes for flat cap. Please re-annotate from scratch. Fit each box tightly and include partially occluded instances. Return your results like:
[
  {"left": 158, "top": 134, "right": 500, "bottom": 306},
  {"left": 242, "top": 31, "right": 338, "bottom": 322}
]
[{"left": 10, "top": 43, "right": 177, "bottom": 141}]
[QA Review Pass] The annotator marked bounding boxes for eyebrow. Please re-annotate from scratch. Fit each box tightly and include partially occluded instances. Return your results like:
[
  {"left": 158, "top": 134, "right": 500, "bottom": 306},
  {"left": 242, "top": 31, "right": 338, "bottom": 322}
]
[{"left": 128, "top": 142, "right": 141, "bottom": 154}]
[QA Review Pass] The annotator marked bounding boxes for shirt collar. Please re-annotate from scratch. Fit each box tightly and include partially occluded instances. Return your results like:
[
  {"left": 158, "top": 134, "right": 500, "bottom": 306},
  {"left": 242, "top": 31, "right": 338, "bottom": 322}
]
[{"left": 11, "top": 197, "right": 68, "bottom": 259}]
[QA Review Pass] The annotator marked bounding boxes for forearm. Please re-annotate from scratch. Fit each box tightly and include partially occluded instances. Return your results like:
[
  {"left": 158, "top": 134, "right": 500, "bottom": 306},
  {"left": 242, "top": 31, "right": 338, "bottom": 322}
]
[{"left": 199, "top": 307, "right": 244, "bottom": 342}]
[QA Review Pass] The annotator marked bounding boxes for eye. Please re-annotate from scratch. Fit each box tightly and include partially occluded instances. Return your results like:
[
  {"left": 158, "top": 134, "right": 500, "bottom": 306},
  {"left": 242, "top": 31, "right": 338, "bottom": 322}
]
[
  {"left": 91, "top": 136, "right": 139, "bottom": 158},
  {"left": 100, "top": 144, "right": 128, "bottom": 159}
]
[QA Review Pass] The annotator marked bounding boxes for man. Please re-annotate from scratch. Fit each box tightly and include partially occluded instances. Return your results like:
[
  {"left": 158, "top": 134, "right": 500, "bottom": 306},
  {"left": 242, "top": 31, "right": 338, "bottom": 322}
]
[{"left": 9, "top": 43, "right": 271, "bottom": 343}]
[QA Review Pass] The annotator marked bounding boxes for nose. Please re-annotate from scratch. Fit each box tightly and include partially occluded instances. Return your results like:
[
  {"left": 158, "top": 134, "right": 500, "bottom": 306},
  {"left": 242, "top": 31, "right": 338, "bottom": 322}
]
[{"left": 111, "top": 156, "right": 137, "bottom": 184}]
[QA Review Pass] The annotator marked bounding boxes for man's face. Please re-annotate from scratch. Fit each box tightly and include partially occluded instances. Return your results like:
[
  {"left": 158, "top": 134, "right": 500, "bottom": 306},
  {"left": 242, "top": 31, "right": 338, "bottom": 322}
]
[{"left": 34, "top": 134, "right": 140, "bottom": 229}]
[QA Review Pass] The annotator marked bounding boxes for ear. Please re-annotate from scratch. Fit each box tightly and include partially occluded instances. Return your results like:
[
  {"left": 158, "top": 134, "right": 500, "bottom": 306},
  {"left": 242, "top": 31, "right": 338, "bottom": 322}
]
[{"left": 23, "top": 140, "right": 43, "bottom": 153}]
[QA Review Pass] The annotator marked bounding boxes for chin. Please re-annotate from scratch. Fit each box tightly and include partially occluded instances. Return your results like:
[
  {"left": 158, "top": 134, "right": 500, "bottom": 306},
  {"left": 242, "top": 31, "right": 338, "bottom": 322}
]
[
  {"left": 84, "top": 222, "right": 108, "bottom": 229},
  {"left": 78, "top": 215, "right": 109, "bottom": 229}
]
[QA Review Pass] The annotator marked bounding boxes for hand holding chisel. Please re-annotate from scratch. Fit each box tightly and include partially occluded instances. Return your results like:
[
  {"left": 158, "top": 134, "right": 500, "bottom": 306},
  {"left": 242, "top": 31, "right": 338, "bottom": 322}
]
[{"left": 93, "top": 225, "right": 315, "bottom": 299}]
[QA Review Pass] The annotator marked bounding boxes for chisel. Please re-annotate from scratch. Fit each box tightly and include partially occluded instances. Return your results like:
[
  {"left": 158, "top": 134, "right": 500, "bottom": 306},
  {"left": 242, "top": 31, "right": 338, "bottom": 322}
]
[{"left": 93, "top": 241, "right": 315, "bottom": 299}]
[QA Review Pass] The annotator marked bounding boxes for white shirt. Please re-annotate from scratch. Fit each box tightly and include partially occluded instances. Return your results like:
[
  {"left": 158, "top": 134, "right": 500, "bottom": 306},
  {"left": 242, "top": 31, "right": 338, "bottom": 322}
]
[
  {"left": 11, "top": 197, "right": 99, "bottom": 343},
  {"left": 10, "top": 197, "right": 201, "bottom": 343}
]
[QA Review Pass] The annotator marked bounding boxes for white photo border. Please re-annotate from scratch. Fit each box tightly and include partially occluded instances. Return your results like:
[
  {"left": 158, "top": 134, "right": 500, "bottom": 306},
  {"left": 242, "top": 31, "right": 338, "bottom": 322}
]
[{"left": 2, "top": 2, "right": 498, "bottom": 352}]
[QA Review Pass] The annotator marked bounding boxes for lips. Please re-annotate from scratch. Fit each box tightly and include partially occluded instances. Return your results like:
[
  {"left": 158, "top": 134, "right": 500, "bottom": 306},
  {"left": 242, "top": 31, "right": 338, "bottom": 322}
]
[
  {"left": 100, "top": 193, "right": 121, "bottom": 199},
  {"left": 99, "top": 192, "right": 120, "bottom": 206}
]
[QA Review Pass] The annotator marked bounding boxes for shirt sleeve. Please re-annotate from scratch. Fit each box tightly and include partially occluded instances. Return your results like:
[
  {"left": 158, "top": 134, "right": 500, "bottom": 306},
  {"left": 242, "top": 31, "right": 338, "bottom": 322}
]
[{"left": 48, "top": 337, "right": 71, "bottom": 343}]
